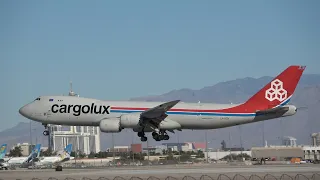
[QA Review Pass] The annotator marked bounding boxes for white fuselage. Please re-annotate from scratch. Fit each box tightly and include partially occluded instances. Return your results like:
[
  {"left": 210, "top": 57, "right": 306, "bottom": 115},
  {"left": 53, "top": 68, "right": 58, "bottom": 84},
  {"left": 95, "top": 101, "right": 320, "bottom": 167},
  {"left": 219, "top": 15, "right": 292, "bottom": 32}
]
[
  {"left": 36, "top": 156, "right": 73, "bottom": 165},
  {"left": 3, "top": 157, "right": 29, "bottom": 165},
  {"left": 19, "top": 95, "right": 295, "bottom": 131}
]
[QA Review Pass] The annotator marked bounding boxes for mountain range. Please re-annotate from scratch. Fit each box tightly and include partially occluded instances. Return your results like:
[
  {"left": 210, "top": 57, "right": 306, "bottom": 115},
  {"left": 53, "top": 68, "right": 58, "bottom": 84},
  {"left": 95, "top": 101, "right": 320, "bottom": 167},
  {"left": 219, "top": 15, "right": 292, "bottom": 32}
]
[{"left": 1, "top": 74, "right": 319, "bottom": 151}]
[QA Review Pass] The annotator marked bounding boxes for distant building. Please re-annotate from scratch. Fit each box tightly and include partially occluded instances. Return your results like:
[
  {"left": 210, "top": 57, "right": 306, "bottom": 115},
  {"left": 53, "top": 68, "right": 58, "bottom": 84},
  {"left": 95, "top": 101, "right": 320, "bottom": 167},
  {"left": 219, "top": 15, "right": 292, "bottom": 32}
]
[
  {"left": 162, "top": 142, "right": 206, "bottom": 152},
  {"left": 48, "top": 125, "right": 100, "bottom": 154},
  {"left": 302, "top": 145, "right": 320, "bottom": 160},
  {"left": 205, "top": 150, "right": 252, "bottom": 161},
  {"left": 108, "top": 146, "right": 130, "bottom": 152},
  {"left": 131, "top": 144, "right": 142, "bottom": 153},
  {"left": 154, "top": 145, "right": 166, "bottom": 154},
  {"left": 220, "top": 140, "right": 244, "bottom": 151},
  {"left": 251, "top": 146, "right": 304, "bottom": 161},
  {"left": 13, "top": 143, "right": 33, "bottom": 156},
  {"left": 192, "top": 142, "right": 206, "bottom": 151},
  {"left": 142, "top": 147, "right": 157, "bottom": 154},
  {"left": 311, "top": 133, "right": 320, "bottom": 147},
  {"left": 162, "top": 143, "right": 188, "bottom": 151},
  {"left": 282, "top": 136, "right": 297, "bottom": 147}
]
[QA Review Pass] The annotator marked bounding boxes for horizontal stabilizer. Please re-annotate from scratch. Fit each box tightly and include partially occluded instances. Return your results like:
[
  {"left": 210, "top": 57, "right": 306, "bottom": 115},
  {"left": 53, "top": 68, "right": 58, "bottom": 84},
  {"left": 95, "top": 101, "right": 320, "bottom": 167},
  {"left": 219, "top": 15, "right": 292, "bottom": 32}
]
[{"left": 256, "top": 106, "right": 289, "bottom": 115}]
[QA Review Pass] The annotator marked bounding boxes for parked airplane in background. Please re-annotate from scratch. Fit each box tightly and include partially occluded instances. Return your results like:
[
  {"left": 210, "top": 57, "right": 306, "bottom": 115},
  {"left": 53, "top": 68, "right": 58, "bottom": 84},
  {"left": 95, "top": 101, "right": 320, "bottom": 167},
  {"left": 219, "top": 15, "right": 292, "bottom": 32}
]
[
  {"left": 35, "top": 144, "right": 74, "bottom": 166},
  {"left": 0, "top": 144, "right": 7, "bottom": 159},
  {"left": 0, "top": 144, "right": 41, "bottom": 169},
  {"left": 0, "top": 144, "right": 8, "bottom": 170},
  {"left": 19, "top": 65, "right": 306, "bottom": 142}
]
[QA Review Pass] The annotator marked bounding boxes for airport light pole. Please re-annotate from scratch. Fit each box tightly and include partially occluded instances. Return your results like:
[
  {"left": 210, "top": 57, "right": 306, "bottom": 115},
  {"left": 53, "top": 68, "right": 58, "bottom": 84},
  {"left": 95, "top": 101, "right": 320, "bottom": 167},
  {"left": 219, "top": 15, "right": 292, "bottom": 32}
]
[
  {"left": 112, "top": 133, "right": 115, "bottom": 163},
  {"left": 30, "top": 121, "right": 32, "bottom": 145},
  {"left": 280, "top": 119, "right": 284, "bottom": 144},
  {"left": 262, "top": 122, "right": 265, "bottom": 147},
  {"left": 239, "top": 126, "right": 243, "bottom": 161},
  {"left": 205, "top": 130, "right": 208, "bottom": 163},
  {"left": 177, "top": 131, "right": 180, "bottom": 163},
  {"left": 132, "top": 131, "right": 135, "bottom": 164},
  {"left": 147, "top": 137, "right": 150, "bottom": 165},
  {"left": 228, "top": 132, "right": 233, "bottom": 161}
]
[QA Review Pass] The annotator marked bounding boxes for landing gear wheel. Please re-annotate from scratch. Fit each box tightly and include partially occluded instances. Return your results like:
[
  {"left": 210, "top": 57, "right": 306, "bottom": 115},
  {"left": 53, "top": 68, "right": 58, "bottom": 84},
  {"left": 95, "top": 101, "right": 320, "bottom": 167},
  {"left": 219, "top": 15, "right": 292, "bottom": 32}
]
[
  {"left": 140, "top": 136, "right": 147, "bottom": 142},
  {"left": 137, "top": 132, "right": 144, "bottom": 137},
  {"left": 164, "top": 135, "right": 169, "bottom": 140},
  {"left": 138, "top": 131, "right": 148, "bottom": 142},
  {"left": 152, "top": 132, "right": 165, "bottom": 141},
  {"left": 152, "top": 130, "right": 169, "bottom": 141},
  {"left": 43, "top": 130, "right": 49, "bottom": 136},
  {"left": 42, "top": 124, "right": 49, "bottom": 136},
  {"left": 55, "top": 165, "right": 62, "bottom": 171}
]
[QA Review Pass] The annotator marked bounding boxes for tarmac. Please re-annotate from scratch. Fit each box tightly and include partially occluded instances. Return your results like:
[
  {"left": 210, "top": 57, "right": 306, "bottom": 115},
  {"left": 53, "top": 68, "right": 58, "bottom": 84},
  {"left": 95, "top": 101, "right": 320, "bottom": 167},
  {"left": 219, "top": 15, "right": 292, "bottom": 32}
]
[{"left": 0, "top": 164, "right": 320, "bottom": 180}]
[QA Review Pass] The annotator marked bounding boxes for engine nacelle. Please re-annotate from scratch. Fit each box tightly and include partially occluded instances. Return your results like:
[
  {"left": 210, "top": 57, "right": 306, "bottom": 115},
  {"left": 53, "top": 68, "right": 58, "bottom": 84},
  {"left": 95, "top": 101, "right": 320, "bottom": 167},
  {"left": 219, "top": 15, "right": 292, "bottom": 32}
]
[
  {"left": 121, "top": 113, "right": 181, "bottom": 130},
  {"left": 99, "top": 118, "right": 122, "bottom": 133},
  {"left": 281, "top": 105, "right": 297, "bottom": 117},
  {"left": 158, "top": 119, "right": 181, "bottom": 130},
  {"left": 120, "top": 114, "right": 140, "bottom": 128}
]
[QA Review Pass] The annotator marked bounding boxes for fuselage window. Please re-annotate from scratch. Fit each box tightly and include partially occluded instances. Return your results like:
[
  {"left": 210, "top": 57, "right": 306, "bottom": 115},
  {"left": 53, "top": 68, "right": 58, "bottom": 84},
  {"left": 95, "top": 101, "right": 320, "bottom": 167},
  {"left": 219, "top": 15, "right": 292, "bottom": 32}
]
[{"left": 35, "top": 98, "right": 41, "bottom": 101}]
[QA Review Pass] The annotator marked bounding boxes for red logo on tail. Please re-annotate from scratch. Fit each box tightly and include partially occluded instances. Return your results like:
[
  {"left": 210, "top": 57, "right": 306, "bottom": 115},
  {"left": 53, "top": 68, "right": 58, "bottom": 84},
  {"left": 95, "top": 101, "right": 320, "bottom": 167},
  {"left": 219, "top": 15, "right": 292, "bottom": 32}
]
[{"left": 265, "top": 79, "right": 287, "bottom": 102}]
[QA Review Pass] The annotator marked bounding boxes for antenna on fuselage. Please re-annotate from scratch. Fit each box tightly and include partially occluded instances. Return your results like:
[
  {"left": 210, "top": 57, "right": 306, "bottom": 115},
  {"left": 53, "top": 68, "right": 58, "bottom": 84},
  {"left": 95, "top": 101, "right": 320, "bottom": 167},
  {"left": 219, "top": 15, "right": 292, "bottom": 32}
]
[{"left": 68, "top": 81, "right": 79, "bottom": 97}]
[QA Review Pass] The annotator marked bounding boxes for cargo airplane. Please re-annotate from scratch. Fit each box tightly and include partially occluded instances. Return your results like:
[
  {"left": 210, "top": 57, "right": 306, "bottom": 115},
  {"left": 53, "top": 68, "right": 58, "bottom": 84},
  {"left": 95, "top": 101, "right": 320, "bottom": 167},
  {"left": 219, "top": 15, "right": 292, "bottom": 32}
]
[{"left": 19, "top": 65, "right": 305, "bottom": 142}]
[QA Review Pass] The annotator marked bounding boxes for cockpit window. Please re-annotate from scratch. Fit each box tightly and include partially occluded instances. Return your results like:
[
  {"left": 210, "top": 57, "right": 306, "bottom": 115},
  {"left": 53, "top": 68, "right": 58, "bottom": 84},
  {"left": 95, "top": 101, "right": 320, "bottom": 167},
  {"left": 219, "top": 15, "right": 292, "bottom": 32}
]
[{"left": 35, "top": 98, "right": 41, "bottom": 101}]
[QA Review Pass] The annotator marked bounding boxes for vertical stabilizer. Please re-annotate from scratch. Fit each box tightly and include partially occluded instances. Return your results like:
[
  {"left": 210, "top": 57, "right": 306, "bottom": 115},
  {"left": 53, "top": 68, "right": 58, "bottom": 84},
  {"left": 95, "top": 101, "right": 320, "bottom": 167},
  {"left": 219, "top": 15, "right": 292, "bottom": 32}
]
[
  {"left": 243, "top": 65, "right": 305, "bottom": 110},
  {"left": 0, "top": 144, "right": 7, "bottom": 159}
]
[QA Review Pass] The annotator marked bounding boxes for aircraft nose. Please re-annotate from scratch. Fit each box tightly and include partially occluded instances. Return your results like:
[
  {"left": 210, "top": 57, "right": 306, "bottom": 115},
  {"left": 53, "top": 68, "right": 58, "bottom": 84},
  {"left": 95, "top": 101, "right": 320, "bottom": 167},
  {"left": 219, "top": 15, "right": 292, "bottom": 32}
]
[{"left": 19, "top": 105, "right": 29, "bottom": 118}]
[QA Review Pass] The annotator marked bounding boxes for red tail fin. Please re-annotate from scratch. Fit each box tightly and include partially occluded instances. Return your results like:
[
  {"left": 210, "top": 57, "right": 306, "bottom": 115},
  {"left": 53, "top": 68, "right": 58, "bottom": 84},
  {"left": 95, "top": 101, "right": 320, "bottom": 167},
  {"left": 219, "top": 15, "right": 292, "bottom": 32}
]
[{"left": 243, "top": 65, "right": 306, "bottom": 111}]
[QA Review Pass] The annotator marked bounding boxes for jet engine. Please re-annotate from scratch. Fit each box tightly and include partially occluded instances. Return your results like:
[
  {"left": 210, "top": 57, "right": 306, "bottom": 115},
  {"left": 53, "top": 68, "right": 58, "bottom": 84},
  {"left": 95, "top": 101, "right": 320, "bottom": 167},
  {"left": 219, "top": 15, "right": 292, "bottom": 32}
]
[
  {"left": 120, "top": 113, "right": 140, "bottom": 128},
  {"left": 120, "top": 113, "right": 181, "bottom": 130},
  {"left": 99, "top": 118, "right": 122, "bottom": 133}
]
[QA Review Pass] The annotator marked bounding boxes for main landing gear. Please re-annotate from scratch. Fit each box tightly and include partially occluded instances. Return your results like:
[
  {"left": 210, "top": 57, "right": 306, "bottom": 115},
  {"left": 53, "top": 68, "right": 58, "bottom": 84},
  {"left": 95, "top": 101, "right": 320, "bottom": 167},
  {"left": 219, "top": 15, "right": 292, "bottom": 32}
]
[
  {"left": 42, "top": 124, "right": 49, "bottom": 136},
  {"left": 137, "top": 131, "right": 147, "bottom": 142},
  {"left": 55, "top": 165, "right": 62, "bottom": 171},
  {"left": 152, "top": 131, "right": 169, "bottom": 141},
  {"left": 137, "top": 130, "right": 170, "bottom": 142}
]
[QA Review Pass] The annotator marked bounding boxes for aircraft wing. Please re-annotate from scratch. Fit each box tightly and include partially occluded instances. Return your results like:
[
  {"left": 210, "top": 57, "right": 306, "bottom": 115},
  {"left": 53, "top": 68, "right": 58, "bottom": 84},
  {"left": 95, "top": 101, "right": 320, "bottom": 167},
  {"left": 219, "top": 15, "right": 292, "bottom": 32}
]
[
  {"left": 141, "top": 100, "right": 180, "bottom": 119},
  {"left": 139, "top": 100, "right": 180, "bottom": 128}
]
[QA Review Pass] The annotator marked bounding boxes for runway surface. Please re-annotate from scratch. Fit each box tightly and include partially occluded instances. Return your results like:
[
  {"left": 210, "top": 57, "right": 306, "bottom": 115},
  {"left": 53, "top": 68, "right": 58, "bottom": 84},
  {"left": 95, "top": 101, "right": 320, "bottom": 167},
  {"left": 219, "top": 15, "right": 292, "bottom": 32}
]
[{"left": 1, "top": 164, "right": 320, "bottom": 180}]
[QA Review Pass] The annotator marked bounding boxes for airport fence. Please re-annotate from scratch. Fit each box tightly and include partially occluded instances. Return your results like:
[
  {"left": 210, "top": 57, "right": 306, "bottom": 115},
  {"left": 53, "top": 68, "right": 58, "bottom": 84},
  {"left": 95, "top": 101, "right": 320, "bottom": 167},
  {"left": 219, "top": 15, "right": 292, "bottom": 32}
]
[{"left": 5, "top": 173, "right": 320, "bottom": 180}]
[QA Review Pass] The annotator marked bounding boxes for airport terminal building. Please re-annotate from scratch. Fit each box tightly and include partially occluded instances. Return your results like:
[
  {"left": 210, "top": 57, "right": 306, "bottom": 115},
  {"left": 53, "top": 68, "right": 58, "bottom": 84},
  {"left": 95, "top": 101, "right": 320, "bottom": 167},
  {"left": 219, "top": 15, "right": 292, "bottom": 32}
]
[{"left": 48, "top": 125, "right": 101, "bottom": 154}]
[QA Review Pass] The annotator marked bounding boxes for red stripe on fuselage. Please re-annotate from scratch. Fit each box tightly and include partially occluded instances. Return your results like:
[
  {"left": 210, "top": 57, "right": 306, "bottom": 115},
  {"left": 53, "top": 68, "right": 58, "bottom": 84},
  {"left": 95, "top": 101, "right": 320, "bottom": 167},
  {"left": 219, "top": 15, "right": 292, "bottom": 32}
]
[{"left": 110, "top": 106, "right": 249, "bottom": 113}]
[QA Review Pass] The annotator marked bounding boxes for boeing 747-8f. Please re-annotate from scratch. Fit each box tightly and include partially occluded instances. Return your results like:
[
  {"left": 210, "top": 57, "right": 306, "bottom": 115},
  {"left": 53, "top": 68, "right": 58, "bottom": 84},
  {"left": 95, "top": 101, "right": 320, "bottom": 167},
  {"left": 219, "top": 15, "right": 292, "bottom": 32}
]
[{"left": 19, "top": 65, "right": 305, "bottom": 142}]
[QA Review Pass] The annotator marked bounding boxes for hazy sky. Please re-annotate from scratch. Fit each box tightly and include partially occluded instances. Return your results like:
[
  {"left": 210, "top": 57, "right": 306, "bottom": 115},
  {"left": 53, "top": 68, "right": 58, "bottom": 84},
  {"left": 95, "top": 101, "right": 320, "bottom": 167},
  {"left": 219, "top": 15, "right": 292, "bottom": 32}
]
[{"left": 0, "top": 1, "right": 319, "bottom": 130}]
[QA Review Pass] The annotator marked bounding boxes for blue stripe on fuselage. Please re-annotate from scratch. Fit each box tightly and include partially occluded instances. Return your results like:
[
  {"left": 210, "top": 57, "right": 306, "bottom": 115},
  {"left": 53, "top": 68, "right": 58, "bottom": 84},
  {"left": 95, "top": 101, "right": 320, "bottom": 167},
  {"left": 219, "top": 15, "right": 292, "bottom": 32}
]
[
  {"left": 279, "top": 97, "right": 291, "bottom": 106},
  {"left": 110, "top": 97, "right": 291, "bottom": 117}
]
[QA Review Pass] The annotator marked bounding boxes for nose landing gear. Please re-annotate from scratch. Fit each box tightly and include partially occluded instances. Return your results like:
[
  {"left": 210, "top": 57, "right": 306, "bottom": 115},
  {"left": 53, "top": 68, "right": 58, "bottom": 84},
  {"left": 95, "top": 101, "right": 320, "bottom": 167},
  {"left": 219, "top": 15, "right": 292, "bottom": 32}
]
[{"left": 42, "top": 124, "right": 49, "bottom": 136}]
